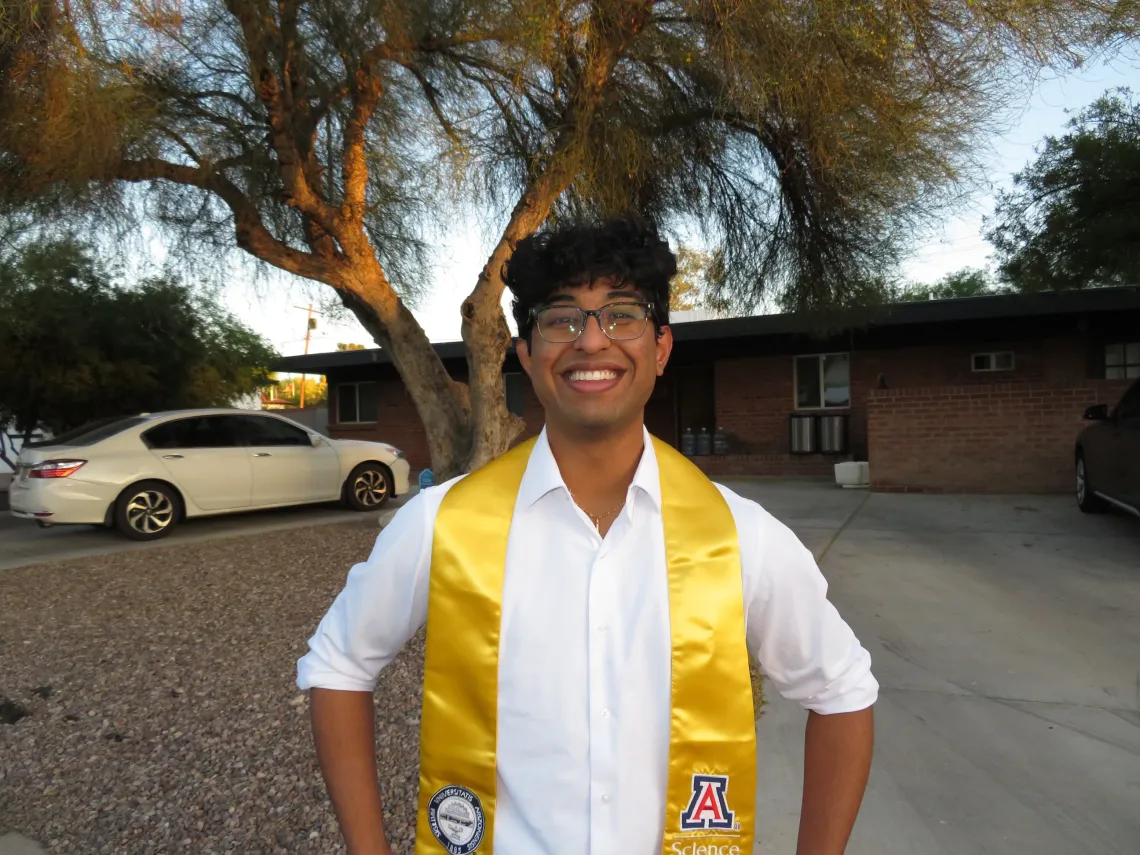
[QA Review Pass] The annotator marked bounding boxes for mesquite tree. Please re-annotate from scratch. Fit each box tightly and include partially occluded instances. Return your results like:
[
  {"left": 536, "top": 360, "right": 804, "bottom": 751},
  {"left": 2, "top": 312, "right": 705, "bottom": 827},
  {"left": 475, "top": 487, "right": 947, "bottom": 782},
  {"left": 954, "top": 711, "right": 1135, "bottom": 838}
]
[{"left": 1, "top": 0, "right": 1132, "bottom": 476}]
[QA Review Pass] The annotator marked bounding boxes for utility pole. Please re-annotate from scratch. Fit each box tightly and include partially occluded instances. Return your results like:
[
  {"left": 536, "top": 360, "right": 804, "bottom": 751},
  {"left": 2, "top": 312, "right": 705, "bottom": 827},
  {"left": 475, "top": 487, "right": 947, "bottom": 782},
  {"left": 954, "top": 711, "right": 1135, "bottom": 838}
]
[{"left": 293, "top": 304, "right": 322, "bottom": 409}]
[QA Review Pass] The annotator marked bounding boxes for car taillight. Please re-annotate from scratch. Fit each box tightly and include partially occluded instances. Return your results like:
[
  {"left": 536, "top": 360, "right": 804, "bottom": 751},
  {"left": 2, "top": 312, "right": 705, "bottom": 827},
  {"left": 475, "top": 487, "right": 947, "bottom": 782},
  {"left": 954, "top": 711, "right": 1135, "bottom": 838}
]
[{"left": 30, "top": 459, "right": 87, "bottom": 478}]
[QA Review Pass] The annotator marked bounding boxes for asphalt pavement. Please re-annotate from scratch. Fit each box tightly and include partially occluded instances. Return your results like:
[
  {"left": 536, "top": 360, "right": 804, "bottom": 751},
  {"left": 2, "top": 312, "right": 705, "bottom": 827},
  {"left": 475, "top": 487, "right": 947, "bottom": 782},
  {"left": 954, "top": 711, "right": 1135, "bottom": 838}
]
[{"left": 0, "top": 490, "right": 418, "bottom": 572}]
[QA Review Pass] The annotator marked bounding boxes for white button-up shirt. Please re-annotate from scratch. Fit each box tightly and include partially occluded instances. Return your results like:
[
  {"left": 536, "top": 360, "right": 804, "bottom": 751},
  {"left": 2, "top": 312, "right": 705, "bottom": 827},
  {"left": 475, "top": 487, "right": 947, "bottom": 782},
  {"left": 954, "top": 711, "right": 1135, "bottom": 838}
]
[{"left": 297, "top": 428, "right": 877, "bottom": 855}]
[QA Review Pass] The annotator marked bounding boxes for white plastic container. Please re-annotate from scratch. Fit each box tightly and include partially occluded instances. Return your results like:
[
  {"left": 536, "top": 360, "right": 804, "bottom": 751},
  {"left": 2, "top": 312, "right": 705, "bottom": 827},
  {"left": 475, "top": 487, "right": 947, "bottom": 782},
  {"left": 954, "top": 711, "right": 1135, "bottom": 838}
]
[{"left": 835, "top": 461, "right": 869, "bottom": 489}]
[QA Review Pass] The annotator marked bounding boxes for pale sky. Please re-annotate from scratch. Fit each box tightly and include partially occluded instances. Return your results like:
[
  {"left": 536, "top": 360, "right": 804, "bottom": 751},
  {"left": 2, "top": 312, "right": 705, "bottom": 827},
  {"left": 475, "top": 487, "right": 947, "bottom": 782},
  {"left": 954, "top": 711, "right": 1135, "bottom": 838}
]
[{"left": 220, "top": 52, "right": 1140, "bottom": 360}]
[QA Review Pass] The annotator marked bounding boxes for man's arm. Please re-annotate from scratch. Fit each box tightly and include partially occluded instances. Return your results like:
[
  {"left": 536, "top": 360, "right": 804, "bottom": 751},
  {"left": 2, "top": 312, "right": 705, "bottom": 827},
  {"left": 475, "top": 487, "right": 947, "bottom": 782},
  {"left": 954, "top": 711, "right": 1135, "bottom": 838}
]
[
  {"left": 311, "top": 689, "right": 392, "bottom": 855},
  {"left": 730, "top": 493, "right": 879, "bottom": 854},
  {"left": 796, "top": 707, "right": 874, "bottom": 855},
  {"left": 297, "top": 492, "right": 437, "bottom": 853}
]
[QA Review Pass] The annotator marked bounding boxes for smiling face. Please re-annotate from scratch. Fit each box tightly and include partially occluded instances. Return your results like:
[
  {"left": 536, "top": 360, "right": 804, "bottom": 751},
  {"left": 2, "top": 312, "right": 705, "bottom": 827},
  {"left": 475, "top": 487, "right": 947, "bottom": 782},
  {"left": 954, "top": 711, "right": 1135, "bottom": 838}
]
[{"left": 517, "top": 277, "right": 673, "bottom": 439}]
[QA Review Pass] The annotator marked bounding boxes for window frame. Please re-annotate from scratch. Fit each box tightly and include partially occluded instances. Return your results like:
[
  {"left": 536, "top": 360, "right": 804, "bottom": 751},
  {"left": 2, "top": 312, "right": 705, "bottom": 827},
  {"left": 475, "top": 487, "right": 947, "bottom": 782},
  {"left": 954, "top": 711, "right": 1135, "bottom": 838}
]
[
  {"left": 336, "top": 381, "right": 379, "bottom": 424},
  {"left": 1104, "top": 341, "right": 1140, "bottom": 380},
  {"left": 971, "top": 351, "right": 1016, "bottom": 373},
  {"left": 793, "top": 352, "right": 851, "bottom": 411}
]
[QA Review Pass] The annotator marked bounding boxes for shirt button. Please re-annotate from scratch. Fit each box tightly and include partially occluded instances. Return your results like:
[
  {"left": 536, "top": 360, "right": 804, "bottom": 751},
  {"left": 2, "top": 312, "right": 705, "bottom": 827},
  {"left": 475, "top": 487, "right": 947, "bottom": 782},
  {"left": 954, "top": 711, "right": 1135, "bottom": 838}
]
[
  {"left": 601, "top": 793, "right": 611, "bottom": 804},
  {"left": 597, "top": 625, "right": 609, "bottom": 633},
  {"left": 600, "top": 708, "right": 610, "bottom": 719}
]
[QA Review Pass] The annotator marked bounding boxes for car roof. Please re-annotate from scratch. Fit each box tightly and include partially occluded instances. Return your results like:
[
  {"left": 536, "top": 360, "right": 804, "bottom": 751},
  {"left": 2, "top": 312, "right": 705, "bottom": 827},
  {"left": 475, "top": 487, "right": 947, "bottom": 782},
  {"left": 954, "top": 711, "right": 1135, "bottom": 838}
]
[{"left": 138, "top": 408, "right": 294, "bottom": 420}]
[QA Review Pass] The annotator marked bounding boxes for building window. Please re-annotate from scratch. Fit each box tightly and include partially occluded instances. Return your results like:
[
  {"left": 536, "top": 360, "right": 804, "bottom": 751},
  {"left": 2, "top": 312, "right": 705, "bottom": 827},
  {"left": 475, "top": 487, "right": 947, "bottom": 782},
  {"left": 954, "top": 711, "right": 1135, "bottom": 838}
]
[
  {"left": 1105, "top": 342, "right": 1140, "bottom": 379},
  {"left": 971, "top": 351, "right": 1015, "bottom": 373},
  {"left": 337, "top": 382, "right": 379, "bottom": 423},
  {"left": 504, "top": 373, "right": 526, "bottom": 417},
  {"left": 795, "top": 353, "right": 850, "bottom": 409}
]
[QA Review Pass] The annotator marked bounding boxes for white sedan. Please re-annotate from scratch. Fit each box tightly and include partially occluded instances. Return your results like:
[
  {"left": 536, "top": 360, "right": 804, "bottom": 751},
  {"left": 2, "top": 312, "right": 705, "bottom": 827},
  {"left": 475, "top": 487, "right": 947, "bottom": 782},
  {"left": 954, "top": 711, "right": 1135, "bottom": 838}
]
[{"left": 9, "top": 408, "right": 411, "bottom": 540}]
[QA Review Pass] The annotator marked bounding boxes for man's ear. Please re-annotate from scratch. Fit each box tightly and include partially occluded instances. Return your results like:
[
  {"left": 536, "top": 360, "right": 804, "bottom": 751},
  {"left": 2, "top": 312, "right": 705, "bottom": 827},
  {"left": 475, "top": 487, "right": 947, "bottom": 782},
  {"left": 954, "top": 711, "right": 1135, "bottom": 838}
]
[
  {"left": 655, "top": 325, "right": 673, "bottom": 377},
  {"left": 516, "top": 336, "right": 532, "bottom": 376}
]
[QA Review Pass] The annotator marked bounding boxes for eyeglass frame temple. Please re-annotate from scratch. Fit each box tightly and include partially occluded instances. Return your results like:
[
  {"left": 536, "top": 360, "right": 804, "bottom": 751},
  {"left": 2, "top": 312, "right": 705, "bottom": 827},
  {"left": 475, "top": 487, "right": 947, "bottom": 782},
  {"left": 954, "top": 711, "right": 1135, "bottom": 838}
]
[{"left": 528, "top": 301, "right": 657, "bottom": 341}]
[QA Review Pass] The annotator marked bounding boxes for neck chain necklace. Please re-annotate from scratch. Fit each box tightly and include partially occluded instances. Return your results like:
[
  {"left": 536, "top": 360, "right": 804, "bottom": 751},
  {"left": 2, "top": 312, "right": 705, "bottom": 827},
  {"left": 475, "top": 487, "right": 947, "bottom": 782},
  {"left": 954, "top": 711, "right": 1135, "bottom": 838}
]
[{"left": 572, "top": 492, "right": 626, "bottom": 532}]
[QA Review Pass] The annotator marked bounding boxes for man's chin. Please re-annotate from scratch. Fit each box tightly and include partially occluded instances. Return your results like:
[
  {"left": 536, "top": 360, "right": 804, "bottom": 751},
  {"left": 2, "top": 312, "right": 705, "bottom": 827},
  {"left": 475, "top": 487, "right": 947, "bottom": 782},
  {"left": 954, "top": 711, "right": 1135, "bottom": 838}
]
[{"left": 551, "top": 408, "right": 640, "bottom": 435}]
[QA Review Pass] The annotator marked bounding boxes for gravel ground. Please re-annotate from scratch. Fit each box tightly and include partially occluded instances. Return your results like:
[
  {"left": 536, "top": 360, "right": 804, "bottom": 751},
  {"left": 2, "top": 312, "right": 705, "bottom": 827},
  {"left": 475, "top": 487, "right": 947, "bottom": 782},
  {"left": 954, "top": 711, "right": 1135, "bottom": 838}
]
[{"left": 0, "top": 519, "right": 424, "bottom": 855}]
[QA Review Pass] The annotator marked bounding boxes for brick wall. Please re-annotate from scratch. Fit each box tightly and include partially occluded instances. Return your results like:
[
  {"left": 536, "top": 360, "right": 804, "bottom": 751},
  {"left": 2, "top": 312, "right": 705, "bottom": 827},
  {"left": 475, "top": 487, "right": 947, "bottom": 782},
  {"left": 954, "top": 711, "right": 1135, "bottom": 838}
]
[
  {"left": 693, "top": 454, "right": 837, "bottom": 478},
  {"left": 711, "top": 336, "right": 1099, "bottom": 485},
  {"left": 866, "top": 380, "right": 1129, "bottom": 493},
  {"left": 329, "top": 378, "right": 545, "bottom": 471},
  {"left": 329, "top": 379, "right": 433, "bottom": 468},
  {"left": 322, "top": 334, "right": 1113, "bottom": 490},
  {"left": 712, "top": 355, "right": 854, "bottom": 475}
]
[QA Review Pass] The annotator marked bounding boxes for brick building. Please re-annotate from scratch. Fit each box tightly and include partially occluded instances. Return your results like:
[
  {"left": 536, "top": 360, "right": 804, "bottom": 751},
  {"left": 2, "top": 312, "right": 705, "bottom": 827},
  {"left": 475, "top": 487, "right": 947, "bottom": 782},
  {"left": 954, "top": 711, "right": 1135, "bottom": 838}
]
[{"left": 275, "top": 287, "right": 1140, "bottom": 493}]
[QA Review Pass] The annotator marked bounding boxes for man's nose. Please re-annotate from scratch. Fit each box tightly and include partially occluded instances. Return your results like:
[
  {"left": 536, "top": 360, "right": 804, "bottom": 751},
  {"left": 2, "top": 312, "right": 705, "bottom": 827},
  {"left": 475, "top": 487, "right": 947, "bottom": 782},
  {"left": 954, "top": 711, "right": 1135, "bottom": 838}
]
[{"left": 575, "top": 312, "right": 611, "bottom": 353}]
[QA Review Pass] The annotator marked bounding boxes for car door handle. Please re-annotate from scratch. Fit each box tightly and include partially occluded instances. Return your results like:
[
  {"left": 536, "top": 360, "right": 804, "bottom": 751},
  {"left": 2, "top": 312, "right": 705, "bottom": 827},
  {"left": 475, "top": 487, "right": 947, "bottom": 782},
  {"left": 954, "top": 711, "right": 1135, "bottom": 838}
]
[
  {"left": 162, "top": 454, "right": 184, "bottom": 459},
  {"left": 253, "top": 452, "right": 272, "bottom": 457}
]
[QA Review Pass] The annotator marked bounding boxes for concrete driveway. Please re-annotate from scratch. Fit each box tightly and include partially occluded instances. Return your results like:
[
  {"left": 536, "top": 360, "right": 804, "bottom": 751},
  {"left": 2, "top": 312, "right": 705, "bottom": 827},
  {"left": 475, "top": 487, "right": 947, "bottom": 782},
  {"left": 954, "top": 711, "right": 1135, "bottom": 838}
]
[{"left": 725, "top": 480, "right": 1140, "bottom": 855}]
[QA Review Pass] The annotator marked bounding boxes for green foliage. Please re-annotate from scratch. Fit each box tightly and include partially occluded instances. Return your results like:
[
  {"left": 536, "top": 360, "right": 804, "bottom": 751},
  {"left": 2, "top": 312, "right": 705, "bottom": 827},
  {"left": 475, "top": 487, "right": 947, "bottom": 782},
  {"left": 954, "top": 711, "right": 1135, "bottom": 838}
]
[
  {"left": 987, "top": 89, "right": 1140, "bottom": 292},
  {"left": 270, "top": 374, "right": 328, "bottom": 407},
  {"left": 0, "top": 237, "right": 278, "bottom": 435},
  {"left": 893, "top": 267, "right": 1008, "bottom": 302},
  {"left": 669, "top": 247, "right": 710, "bottom": 312}
]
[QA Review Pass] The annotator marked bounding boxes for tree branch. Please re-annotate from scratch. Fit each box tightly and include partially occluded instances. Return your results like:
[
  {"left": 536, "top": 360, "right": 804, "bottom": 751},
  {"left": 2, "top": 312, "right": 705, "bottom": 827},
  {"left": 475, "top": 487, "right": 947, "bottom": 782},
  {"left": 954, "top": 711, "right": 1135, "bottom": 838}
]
[
  {"left": 118, "top": 157, "right": 347, "bottom": 283},
  {"left": 224, "top": 0, "right": 341, "bottom": 233},
  {"left": 340, "top": 65, "right": 384, "bottom": 220},
  {"left": 401, "top": 61, "right": 463, "bottom": 145}
]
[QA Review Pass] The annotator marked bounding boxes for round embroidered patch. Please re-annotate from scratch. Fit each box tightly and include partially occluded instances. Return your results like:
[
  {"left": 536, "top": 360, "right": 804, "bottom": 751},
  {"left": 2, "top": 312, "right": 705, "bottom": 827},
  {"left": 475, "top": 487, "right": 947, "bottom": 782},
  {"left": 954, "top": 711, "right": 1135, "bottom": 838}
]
[{"left": 427, "top": 785, "right": 486, "bottom": 853}]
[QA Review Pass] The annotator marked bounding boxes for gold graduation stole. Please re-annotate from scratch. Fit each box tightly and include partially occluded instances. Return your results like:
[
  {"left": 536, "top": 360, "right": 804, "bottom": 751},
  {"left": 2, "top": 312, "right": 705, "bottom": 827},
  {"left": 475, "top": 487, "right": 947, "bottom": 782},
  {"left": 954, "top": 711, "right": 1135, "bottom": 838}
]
[{"left": 414, "top": 436, "right": 756, "bottom": 855}]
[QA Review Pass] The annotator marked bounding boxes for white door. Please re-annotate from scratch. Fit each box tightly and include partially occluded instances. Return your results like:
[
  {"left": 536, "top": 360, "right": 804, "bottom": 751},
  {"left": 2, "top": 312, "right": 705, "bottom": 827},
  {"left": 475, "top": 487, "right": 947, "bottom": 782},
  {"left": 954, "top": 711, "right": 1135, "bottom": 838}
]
[
  {"left": 143, "top": 415, "right": 252, "bottom": 511},
  {"left": 234, "top": 415, "right": 341, "bottom": 506}
]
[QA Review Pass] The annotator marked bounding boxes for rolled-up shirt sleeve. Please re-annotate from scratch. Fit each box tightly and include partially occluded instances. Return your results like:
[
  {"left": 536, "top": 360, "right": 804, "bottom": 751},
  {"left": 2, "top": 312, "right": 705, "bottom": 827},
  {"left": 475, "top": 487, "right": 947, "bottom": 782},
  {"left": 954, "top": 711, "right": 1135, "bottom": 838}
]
[
  {"left": 296, "top": 490, "right": 436, "bottom": 692},
  {"left": 729, "top": 490, "right": 879, "bottom": 715}
]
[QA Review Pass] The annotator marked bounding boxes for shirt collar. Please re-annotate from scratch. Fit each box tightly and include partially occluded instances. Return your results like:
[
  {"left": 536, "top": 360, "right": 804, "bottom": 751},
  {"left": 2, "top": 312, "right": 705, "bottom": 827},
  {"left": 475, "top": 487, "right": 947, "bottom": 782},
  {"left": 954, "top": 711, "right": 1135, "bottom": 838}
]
[{"left": 516, "top": 426, "right": 662, "bottom": 511}]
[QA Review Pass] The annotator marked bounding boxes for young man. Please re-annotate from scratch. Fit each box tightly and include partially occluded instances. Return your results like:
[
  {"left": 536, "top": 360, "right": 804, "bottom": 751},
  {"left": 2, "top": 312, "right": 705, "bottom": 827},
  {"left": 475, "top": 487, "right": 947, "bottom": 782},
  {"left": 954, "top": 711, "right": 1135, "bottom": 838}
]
[{"left": 297, "top": 218, "right": 877, "bottom": 855}]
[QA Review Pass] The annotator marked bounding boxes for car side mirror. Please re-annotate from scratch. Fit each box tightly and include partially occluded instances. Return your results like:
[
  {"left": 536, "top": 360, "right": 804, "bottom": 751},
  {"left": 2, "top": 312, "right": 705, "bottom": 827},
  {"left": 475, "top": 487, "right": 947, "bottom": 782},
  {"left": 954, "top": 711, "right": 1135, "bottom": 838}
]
[
  {"left": 309, "top": 433, "right": 323, "bottom": 447},
  {"left": 1083, "top": 404, "right": 1110, "bottom": 421}
]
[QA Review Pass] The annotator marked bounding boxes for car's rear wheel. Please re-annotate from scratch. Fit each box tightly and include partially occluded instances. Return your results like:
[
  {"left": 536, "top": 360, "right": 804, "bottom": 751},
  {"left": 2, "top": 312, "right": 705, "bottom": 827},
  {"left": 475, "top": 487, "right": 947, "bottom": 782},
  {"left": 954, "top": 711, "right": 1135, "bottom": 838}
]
[
  {"left": 1076, "top": 453, "right": 1108, "bottom": 513},
  {"left": 114, "top": 481, "right": 181, "bottom": 540},
  {"left": 344, "top": 463, "right": 392, "bottom": 511}
]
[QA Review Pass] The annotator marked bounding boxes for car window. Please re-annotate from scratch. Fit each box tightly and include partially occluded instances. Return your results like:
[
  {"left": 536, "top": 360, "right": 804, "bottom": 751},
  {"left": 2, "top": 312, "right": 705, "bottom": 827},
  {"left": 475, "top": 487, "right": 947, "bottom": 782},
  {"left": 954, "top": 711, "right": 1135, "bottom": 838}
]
[
  {"left": 1116, "top": 381, "right": 1140, "bottom": 421},
  {"left": 143, "top": 416, "right": 244, "bottom": 449},
  {"left": 237, "top": 416, "right": 311, "bottom": 447},
  {"left": 27, "top": 416, "right": 150, "bottom": 448}
]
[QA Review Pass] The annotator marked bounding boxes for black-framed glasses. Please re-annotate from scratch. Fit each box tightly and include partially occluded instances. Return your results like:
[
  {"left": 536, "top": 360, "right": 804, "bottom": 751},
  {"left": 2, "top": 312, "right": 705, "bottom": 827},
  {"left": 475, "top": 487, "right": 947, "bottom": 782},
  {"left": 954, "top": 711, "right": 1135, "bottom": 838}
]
[{"left": 530, "top": 301, "right": 654, "bottom": 343}]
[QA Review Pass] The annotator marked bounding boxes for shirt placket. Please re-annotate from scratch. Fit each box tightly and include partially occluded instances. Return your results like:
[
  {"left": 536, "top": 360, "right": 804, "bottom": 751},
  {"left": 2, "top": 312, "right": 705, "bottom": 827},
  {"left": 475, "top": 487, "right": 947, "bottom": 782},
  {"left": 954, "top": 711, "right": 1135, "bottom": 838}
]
[{"left": 587, "top": 505, "right": 630, "bottom": 855}]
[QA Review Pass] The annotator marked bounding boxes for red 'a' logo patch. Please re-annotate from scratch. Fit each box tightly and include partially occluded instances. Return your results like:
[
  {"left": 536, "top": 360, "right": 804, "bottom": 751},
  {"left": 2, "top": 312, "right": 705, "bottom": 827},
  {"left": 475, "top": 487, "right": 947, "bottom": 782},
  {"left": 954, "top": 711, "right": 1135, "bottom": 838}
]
[{"left": 679, "top": 774, "right": 735, "bottom": 831}]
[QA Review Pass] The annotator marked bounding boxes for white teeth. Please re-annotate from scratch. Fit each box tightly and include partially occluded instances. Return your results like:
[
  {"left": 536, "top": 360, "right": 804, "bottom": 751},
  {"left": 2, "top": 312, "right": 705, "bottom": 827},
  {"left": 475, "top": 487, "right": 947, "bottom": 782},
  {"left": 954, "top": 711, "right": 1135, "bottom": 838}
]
[{"left": 568, "top": 369, "right": 618, "bottom": 381}]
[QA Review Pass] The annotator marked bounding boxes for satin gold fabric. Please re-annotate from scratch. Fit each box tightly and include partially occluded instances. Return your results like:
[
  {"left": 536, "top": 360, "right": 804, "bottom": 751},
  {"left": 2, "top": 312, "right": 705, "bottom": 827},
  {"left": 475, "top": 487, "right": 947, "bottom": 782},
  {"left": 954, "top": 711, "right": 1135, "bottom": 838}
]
[
  {"left": 653, "top": 436, "right": 756, "bottom": 855},
  {"left": 415, "top": 435, "right": 755, "bottom": 855}
]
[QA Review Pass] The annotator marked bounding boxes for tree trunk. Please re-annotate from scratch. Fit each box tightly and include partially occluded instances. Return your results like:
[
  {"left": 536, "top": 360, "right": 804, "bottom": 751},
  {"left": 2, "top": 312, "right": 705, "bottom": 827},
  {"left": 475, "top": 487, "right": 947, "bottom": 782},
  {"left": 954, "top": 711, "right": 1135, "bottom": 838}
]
[
  {"left": 336, "top": 271, "right": 475, "bottom": 481},
  {"left": 460, "top": 177, "right": 583, "bottom": 469}
]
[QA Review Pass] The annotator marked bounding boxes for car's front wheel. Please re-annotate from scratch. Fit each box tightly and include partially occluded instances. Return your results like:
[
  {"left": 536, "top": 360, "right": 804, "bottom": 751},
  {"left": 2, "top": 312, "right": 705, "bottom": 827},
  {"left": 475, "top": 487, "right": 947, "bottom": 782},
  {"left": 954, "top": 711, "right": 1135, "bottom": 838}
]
[
  {"left": 1076, "top": 453, "right": 1108, "bottom": 514},
  {"left": 114, "top": 481, "right": 181, "bottom": 540},
  {"left": 344, "top": 463, "right": 392, "bottom": 511}
]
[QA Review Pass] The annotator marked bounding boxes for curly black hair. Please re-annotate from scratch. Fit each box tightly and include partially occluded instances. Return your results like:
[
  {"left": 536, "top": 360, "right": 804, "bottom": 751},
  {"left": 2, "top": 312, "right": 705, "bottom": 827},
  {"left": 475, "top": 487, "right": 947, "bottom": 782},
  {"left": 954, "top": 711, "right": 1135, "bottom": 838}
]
[{"left": 504, "top": 217, "right": 677, "bottom": 343}]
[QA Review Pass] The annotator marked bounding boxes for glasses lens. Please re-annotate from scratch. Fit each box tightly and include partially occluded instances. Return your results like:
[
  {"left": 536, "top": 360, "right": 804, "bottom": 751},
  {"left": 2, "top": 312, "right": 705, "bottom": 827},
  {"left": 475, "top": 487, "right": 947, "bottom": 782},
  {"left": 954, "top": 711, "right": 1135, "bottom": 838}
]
[
  {"left": 600, "top": 303, "right": 649, "bottom": 340},
  {"left": 536, "top": 307, "right": 585, "bottom": 342}
]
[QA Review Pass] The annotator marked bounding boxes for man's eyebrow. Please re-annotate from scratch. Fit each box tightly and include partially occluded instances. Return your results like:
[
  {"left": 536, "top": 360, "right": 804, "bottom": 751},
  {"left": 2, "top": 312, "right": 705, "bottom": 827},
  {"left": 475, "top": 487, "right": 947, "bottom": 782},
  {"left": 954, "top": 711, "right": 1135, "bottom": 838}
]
[{"left": 542, "top": 287, "right": 643, "bottom": 305}]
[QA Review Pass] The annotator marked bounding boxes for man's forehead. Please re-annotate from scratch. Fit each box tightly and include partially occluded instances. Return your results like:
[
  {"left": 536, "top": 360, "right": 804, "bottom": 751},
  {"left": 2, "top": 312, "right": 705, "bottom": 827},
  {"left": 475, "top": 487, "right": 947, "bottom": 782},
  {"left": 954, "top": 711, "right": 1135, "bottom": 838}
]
[{"left": 545, "top": 277, "right": 642, "bottom": 302}]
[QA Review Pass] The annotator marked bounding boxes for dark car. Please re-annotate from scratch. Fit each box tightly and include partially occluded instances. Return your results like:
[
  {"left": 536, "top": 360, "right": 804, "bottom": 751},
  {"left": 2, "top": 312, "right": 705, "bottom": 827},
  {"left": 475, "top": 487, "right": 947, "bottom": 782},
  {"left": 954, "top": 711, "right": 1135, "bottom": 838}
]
[{"left": 1075, "top": 378, "right": 1140, "bottom": 516}]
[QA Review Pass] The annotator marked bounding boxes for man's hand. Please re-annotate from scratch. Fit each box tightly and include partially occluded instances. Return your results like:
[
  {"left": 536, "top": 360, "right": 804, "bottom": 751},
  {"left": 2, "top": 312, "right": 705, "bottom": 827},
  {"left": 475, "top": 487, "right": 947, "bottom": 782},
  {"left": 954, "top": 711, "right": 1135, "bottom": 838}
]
[
  {"left": 310, "top": 688, "right": 393, "bottom": 855},
  {"left": 796, "top": 706, "right": 874, "bottom": 855}
]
